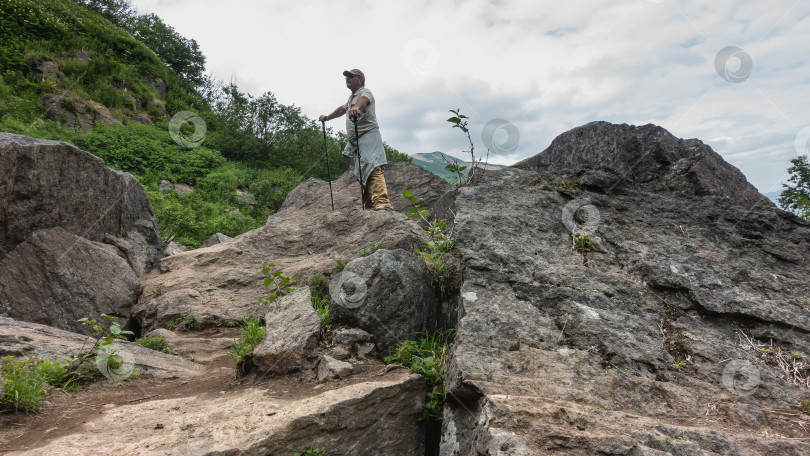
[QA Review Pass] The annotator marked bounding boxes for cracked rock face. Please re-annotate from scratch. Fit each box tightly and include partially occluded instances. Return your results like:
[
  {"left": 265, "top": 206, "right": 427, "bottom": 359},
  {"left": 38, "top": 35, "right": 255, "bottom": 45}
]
[
  {"left": 442, "top": 122, "right": 810, "bottom": 455},
  {"left": 0, "top": 133, "right": 163, "bottom": 333},
  {"left": 0, "top": 133, "right": 163, "bottom": 272}
]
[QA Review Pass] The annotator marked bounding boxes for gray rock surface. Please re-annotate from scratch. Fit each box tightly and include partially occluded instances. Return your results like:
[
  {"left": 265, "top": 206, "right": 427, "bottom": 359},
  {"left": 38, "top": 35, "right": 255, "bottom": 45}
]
[
  {"left": 200, "top": 232, "right": 231, "bottom": 248},
  {"left": 143, "top": 328, "right": 235, "bottom": 363},
  {"left": 441, "top": 122, "right": 810, "bottom": 455},
  {"left": 0, "top": 133, "right": 163, "bottom": 275},
  {"left": 513, "top": 121, "right": 768, "bottom": 205},
  {"left": 317, "top": 354, "right": 354, "bottom": 382},
  {"left": 133, "top": 163, "right": 446, "bottom": 332},
  {"left": 164, "top": 240, "right": 187, "bottom": 256},
  {"left": 235, "top": 188, "right": 257, "bottom": 205},
  {"left": 0, "top": 316, "right": 201, "bottom": 378},
  {"left": 356, "top": 342, "right": 376, "bottom": 360},
  {"left": 41, "top": 94, "right": 121, "bottom": 132},
  {"left": 327, "top": 344, "right": 352, "bottom": 360},
  {"left": 250, "top": 288, "right": 321, "bottom": 375},
  {"left": 29, "top": 56, "right": 61, "bottom": 82},
  {"left": 332, "top": 327, "right": 371, "bottom": 345},
  {"left": 158, "top": 180, "right": 174, "bottom": 193},
  {"left": 174, "top": 183, "right": 194, "bottom": 196},
  {"left": 0, "top": 227, "right": 139, "bottom": 334},
  {"left": 330, "top": 249, "right": 439, "bottom": 355}
]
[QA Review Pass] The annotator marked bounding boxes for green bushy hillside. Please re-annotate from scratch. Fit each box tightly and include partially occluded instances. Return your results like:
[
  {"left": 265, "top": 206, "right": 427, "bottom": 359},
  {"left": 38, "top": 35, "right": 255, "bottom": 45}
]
[
  {"left": 0, "top": 0, "right": 410, "bottom": 247},
  {"left": 0, "top": 0, "right": 204, "bottom": 124}
]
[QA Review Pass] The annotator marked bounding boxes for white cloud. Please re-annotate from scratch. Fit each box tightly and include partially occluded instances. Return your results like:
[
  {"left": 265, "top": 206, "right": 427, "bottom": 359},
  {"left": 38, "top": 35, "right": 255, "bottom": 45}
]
[{"left": 129, "top": 0, "right": 810, "bottom": 192}]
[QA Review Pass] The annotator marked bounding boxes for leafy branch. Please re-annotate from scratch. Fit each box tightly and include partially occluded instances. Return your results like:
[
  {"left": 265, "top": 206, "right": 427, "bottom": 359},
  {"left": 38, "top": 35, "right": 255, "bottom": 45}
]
[
  {"left": 446, "top": 109, "right": 488, "bottom": 186},
  {"left": 401, "top": 190, "right": 457, "bottom": 294},
  {"left": 62, "top": 314, "right": 134, "bottom": 387},
  {"left": 258, "top": 261, "right": 299, "bottom": 305}
]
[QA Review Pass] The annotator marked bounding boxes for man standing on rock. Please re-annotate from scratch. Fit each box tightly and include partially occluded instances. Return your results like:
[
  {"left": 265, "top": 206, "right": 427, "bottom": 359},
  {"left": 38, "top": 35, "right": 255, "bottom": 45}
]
[{"left": 319, "top": 69, "right": 393, "bottom": 210}]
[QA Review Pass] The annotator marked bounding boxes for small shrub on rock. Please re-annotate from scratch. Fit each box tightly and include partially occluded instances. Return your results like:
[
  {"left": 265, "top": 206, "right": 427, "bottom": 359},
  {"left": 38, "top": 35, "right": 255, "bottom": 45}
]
[
  {"left": 402, "top": 189, "right": 460, "bottom": 298},
  {"left": 294, "top": 449, "right": 326, "bottom": 456},
  {"left": 258, "top": 261, "right": 299, "bottom": 305},
  {"left": 385, "top": 329, "right": 455, "bottom": 421},
  {"left": 135, "top": 335, "right": 177, "bottom": 355}
]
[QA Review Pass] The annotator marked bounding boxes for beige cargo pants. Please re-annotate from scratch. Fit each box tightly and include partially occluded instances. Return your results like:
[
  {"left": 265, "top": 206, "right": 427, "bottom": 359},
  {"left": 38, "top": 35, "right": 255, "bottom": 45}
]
[{"left": 362, "top": 166, "right": 393, "bottom": 210}]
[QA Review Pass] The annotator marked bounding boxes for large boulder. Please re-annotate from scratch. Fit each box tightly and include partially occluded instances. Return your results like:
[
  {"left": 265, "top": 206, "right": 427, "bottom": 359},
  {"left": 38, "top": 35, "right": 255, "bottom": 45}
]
[
  {"left": 133, "top": 163, "right": 448, "bottom": 332},
  {"left": 441, "top": 122, "right": 810, "bottom": 455},
  {"left": 330, "top": 248, "right": 438, "bottom": 355},
  {"left": 250, "top": 287, "right": 321, "bottom": 375},
  {"left": 0, "top": 133, "right": 162, "bottom": 332},
  {"left": 0, "top": 133, "right": 162, "bottom": 275},
  {"left": 0, "top": 227, "right": 140, "bottom": 333}
]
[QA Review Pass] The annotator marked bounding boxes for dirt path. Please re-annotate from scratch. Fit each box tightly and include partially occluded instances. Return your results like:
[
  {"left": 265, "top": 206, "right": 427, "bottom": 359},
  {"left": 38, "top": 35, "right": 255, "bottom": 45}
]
[{"left": 0, "top": 329, "right": 400, "bottom": 455}]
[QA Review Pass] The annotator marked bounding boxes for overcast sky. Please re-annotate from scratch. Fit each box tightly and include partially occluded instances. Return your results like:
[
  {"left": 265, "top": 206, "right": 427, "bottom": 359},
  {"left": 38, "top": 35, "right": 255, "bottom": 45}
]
[{"left": 128, "top": 0, "right": 810, "bottom": 194}]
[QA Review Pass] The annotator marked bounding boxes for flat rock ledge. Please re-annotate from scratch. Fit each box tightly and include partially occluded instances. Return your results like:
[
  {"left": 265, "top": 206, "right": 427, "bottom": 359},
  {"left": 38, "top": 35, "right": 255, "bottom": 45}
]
[
  {"left": 15, "top": 370, "right": 427, "bottom": 456},
  {"left": 0, "top": 317, "right": 201, "bottom": 378}
]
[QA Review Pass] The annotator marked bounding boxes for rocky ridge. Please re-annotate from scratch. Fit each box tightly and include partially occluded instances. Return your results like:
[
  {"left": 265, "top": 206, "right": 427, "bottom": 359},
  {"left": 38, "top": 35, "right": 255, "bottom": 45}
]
[
  {"left": 1, "top": 146, "right": 449, "bottom": 455},
  {"left": 441, "top": 122, "right": 810, "bottom": 454},
  {"left": 1, "top": 122, "right": 809, "bottom": 455}
]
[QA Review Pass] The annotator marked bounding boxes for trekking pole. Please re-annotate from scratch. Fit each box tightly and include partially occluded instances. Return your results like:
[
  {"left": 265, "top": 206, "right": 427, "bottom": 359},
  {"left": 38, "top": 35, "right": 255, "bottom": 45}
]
[
  {"left": 321, "top": 120, "right": 335, "bottom": 210},
  {"left": 351, "top": 116, "right": 365, "bottom": 210}
]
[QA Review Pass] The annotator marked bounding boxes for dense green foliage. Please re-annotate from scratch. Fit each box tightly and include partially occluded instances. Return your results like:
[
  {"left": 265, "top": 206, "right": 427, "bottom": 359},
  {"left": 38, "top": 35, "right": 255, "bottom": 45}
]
[
  {"left": 0, "top": 356, "right": 68, "bottom": 412},
  {"left": 0, "top": 0, "right": 411, "bottom": 248},
  {"left": 73, "top": 0, "right": 206, "bottom": 85},
  {"left": 779, "top": 155, "right": 810, "bottom": 220},
  {"left": 0, "top": 0, "right": 204, "bottom": 122}
]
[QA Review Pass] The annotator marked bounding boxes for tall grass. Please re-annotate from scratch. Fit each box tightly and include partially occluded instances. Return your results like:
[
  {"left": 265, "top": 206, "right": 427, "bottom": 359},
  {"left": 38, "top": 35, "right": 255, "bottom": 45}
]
[
  {"left": 230, "top": 316, "right": 266, "bottom": 363},
  {"left": 0, "top": 356, "right": 69, "bottom": 413},
  {"left": 385, "top": 329, "right": 455, "bottom": 421},
  {"left": 310, "top": 274, "right": 331, "bottom": 330}
]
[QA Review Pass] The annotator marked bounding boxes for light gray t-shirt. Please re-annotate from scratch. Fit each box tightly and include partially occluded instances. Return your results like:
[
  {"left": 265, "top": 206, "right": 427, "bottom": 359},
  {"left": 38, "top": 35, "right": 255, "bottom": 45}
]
[{"left": 345, "top": 87, "right": 378, "bottom": 141}]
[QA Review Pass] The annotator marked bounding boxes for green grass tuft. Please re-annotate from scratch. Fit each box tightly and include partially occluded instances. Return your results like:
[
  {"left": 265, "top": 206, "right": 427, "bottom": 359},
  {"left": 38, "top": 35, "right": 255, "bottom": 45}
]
[
  {"left": 385, "top": 329, "right": 455, "bottom": 421},
  {"left": 0, "top": 356, "right": 70, "bottom": 413},
  {"left": 134, "top": 335, "right": 177, "bottom": 355},
  {"left": 230, "top": 316, "right": 266, "bottom": 363}
]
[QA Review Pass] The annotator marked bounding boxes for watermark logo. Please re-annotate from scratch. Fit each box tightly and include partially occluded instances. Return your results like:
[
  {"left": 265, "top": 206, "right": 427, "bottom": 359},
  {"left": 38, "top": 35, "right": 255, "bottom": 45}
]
[
  {"left": 95, "top": 346, "right": 136, "bottom": 380},
  {"left": 331, "top": 271, "right": 368, "bottom": 309},
  {"left": 401, "top": 38, "right": 440, "bottom": 75},
  {"left": 169, "top": 111, "right": 207, "bottom": 148},
  {"left": 794, "top": 126, "right": 810, "bottom": 156},
  {"left": 715, "top": 46, "right": 753, "bottom": 83},
  {"left": 721, "top": 359, "right": 760, "bottom": 396},
  {"left": 481, "top": 119, "right": 520, "bottom": 155},
  {"left": 561, "top": 198, "right": 601, "bottom": 235}
]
